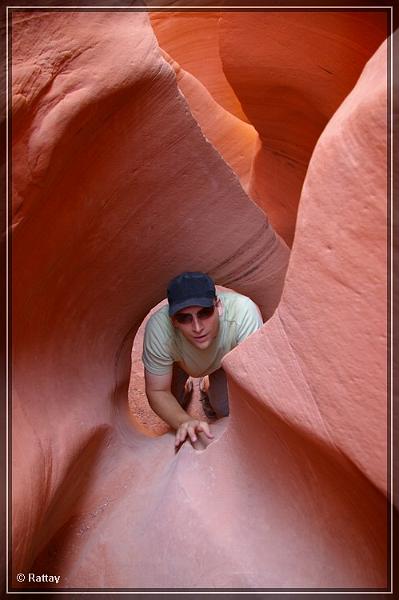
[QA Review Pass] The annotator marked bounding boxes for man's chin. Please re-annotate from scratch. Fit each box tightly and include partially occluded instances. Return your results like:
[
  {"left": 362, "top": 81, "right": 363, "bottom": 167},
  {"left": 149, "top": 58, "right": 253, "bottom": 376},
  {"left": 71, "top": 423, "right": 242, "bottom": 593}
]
[{"left": 190, "top": 336, "right": 211, "bottom": 349}]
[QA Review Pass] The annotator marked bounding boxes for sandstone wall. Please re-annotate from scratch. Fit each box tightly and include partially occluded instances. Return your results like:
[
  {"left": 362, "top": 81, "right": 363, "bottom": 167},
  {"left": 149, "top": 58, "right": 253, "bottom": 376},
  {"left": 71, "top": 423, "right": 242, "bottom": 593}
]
[
  {"left": 151, "top": 11, "right": 387, "bottom": 246},
  {"left": 11, "top": 9, "right": 388, "bottom": 590}
]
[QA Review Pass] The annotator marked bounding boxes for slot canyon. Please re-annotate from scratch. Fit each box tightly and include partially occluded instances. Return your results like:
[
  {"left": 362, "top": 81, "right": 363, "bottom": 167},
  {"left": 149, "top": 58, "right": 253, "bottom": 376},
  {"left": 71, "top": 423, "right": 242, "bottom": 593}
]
[{"left": 11, "top": 6, "right": 390, "bottom": 591}]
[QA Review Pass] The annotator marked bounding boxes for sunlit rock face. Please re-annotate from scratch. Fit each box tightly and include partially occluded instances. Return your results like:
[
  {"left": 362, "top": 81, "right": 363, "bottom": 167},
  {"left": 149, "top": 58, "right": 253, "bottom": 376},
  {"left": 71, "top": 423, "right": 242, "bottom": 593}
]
[
  {"left": 11, "top": 8, "right": 388, "bottom": 590},
  {"left": 218, "top": 12, "right": 388, "bottom": 246},
  {"left": 223, "top": 36, "right": 388, "bottom": 585},
  {"left": 150, "top": 12, "right": 258, "bottom": 189},
  {"left": 151, "top": 11, "right": 387, "bottom": 245}
]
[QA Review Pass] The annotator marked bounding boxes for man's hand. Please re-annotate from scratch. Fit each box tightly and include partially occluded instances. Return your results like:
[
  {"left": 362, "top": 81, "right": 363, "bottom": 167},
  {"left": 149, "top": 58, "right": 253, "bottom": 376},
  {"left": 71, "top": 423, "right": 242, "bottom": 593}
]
[
  {"left": 175, "top": 419, "right": 214, "bottom": 448},
  {"left": 144, "top": 369, "right": 215, "bottom": 450}
]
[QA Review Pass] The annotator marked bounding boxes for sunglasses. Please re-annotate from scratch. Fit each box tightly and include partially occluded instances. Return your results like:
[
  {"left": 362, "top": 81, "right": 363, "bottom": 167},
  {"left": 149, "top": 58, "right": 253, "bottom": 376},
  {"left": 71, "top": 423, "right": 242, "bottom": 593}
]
[{"left": 174, "top": 305, "right": 215, "bottom": 324}]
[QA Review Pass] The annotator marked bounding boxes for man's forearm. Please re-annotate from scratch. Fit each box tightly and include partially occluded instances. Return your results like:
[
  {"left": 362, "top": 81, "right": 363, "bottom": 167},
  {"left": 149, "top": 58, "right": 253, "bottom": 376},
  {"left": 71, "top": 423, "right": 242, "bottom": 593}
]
[{"left": 146, "top": 390, "right": 190, "bottom": 430}]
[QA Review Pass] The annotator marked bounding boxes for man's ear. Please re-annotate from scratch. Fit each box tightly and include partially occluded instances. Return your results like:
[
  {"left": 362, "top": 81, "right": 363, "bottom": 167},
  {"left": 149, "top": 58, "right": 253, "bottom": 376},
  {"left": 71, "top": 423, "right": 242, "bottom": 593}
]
[{"left": 215, "top": 296, "right": 223, "bottom": 315}]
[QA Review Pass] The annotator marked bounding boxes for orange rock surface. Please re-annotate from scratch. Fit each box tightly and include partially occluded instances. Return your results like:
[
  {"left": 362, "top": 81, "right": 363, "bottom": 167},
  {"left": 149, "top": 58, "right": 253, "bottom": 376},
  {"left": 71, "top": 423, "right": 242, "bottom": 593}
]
[
  {"left": 219, "top": 11, "right": 388, "bottom": 246},
  {"left": 158, "top": 49, "right": 257, "bottom": 190},
  {"left": 11, "top": 8, "right": 389, "bottom": 590},
  {"left": 150, "top": 12, "right": 249, "bottom": 121},
  {"left": 149, "top": 12, "right": 258, "bottom": 189}
]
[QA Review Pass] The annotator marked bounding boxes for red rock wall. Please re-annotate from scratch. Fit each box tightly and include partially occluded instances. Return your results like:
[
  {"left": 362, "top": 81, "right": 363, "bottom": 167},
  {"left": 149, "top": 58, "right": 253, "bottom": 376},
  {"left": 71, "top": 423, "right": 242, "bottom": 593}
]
[
  {"left": 223, "top": 36, "right": 388, "bottom": 585},
  {"left": 11, "top": 9, "right": 388, "bottom": 590},
  {"left": 150, "top": 12, "right": 258, "bottom": 189},
  {"left": 218, "top": 12, "right": 388, "bottom": 246},
  {"left": 148, "top": 12, "right": 387, "bottom": 246},
  {"left": 11, "top": 9, "right": 288, "bottom": 584}
]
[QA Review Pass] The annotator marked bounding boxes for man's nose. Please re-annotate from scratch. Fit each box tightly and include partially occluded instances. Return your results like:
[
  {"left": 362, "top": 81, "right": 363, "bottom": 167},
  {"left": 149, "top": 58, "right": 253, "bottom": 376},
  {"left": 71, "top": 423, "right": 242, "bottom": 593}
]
[{"left": 191, "top": 315, "right": 203, "bottom": 332}]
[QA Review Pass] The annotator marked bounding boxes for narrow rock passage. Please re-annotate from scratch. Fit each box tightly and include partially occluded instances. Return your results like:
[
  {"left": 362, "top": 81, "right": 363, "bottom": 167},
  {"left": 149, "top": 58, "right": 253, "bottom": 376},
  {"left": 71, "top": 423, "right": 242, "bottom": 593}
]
[{"left": 11, "top": 9, "right": 389, "bottom": 591}]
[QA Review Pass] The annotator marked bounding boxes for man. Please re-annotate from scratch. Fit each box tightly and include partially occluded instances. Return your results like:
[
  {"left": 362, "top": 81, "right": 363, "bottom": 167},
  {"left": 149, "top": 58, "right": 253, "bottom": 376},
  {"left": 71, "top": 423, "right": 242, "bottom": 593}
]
[{"left": 142, "top": 272, "right": 263, "bottom": 448}]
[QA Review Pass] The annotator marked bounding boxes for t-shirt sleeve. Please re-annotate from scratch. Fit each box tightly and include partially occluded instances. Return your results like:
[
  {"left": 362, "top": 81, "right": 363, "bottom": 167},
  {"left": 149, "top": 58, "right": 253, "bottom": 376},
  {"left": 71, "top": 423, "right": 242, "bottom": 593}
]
[
  {"left": 236, "top": 298, "right": 263, "bottom": 343},
  {"left": 142, "top": 314, "right": 174, "bottom": 375}
]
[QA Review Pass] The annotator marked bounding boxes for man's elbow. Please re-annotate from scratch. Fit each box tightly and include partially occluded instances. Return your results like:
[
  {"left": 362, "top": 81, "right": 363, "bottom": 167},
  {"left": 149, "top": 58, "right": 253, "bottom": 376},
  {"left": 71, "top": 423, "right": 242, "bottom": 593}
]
[
  {"left": 145, "top": 386, "right": 155, "bottom": 407},
  {"left": 145, "top": 387, "right": 164, "bottom": 409}
]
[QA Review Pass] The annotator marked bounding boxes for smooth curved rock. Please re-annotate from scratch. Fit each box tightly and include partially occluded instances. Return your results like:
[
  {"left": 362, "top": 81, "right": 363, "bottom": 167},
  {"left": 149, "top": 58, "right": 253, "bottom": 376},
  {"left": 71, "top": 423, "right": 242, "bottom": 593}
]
[
  {"left": 11, "top": 9, "right": 288, "bottom": 586},
  {"left": 219, "top": 11, "right": 388, "bottom": 246},
  {"left": 11, "top": 9, "right": 388, "bottom": 591},
  {"left": 150, "top": 11, "right": 249, "bottom": 122},
  {"left": 223, "top": 35, "right": 389, "bottom": 584},
  {"left": 159, "top": 49, "right": 257, "bottom": 189}
]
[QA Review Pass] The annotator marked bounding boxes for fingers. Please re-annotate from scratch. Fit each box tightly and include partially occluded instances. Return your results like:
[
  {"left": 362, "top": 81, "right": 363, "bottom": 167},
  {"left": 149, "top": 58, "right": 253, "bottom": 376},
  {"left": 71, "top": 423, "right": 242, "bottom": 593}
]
[
  {"left": 175, "top": 422, "right": 194, "bottom": 448},
  {"left": 175, "top": 426, "right": 188, "bottom": 448},
  {"left": 197, "top": 421, "right": 214, "bottom": 439},
  {"left": 175, "top": 420, "right": 214, "bottom": 448},
  {"left": 187, "top": 425, "right": 198, "bottom": 443}
]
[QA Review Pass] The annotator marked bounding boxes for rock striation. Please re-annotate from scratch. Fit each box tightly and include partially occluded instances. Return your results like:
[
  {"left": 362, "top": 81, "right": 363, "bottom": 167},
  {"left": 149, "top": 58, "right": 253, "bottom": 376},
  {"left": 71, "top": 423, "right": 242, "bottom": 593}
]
[
  {"left": 218, "top": 11, "right": 388, "bottom": 246},
  {"left": 11, "top": 8, "right": 388, "bottom": 590}
]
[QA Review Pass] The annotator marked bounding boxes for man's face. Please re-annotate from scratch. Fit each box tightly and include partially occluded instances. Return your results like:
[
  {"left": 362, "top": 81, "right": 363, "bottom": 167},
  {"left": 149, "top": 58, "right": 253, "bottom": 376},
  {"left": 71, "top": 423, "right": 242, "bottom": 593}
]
[{"left": 172, "top": 299, "right": 221, "bottom": 350}]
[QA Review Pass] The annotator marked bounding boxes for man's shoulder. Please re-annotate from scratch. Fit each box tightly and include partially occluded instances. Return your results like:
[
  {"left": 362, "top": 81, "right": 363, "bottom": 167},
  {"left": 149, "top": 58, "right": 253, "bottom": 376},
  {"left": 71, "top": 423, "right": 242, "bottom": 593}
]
[
  {"left": 147, "top": 303, "right": 170, "bottom": 323},
  {"left": 219, "top": 290, "right": 257, "bottom": 314},
  {"left": 145, "top": 304, "right": 174, "bottom": 338},
  {"left": 219, "top": 290, "right": 262, "bottom": 343},
  {"left": 142, "top": 303, "right": 176, "bottom": 372}
]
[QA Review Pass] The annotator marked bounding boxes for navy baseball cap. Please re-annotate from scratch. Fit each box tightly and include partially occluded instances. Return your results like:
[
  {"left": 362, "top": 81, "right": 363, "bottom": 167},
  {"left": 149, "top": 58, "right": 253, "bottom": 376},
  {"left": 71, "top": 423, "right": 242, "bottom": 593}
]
[{"left": 167, "top": 272, "right": 216, "bottom": 316}]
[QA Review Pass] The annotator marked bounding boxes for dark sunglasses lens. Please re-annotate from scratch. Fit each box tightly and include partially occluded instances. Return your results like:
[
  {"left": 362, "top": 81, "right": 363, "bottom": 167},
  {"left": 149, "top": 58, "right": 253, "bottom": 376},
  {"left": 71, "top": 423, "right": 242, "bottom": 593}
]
[
  {"left": 175, "top": 305, "right": 215, "bottom": 324},
  {"left": 175, "top": 313, "right": 192, "bottom": 324},
  {"left": 198, "top": 306, "right": 215, "bottom": 319}
]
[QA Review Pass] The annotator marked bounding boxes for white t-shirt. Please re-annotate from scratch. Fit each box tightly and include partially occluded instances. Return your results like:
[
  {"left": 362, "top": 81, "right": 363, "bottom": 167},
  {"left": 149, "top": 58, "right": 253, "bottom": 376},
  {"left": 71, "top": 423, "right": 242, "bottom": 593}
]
[{"left": 142, "top": 291, "right": 263, "bottom": 378}]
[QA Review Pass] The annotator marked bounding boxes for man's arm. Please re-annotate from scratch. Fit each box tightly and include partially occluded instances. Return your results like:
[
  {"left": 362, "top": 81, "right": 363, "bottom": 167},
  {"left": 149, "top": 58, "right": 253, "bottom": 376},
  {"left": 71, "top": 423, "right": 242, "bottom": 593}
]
[{"left": 144, "top": 369, "right": 214, "bottom": 448}]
